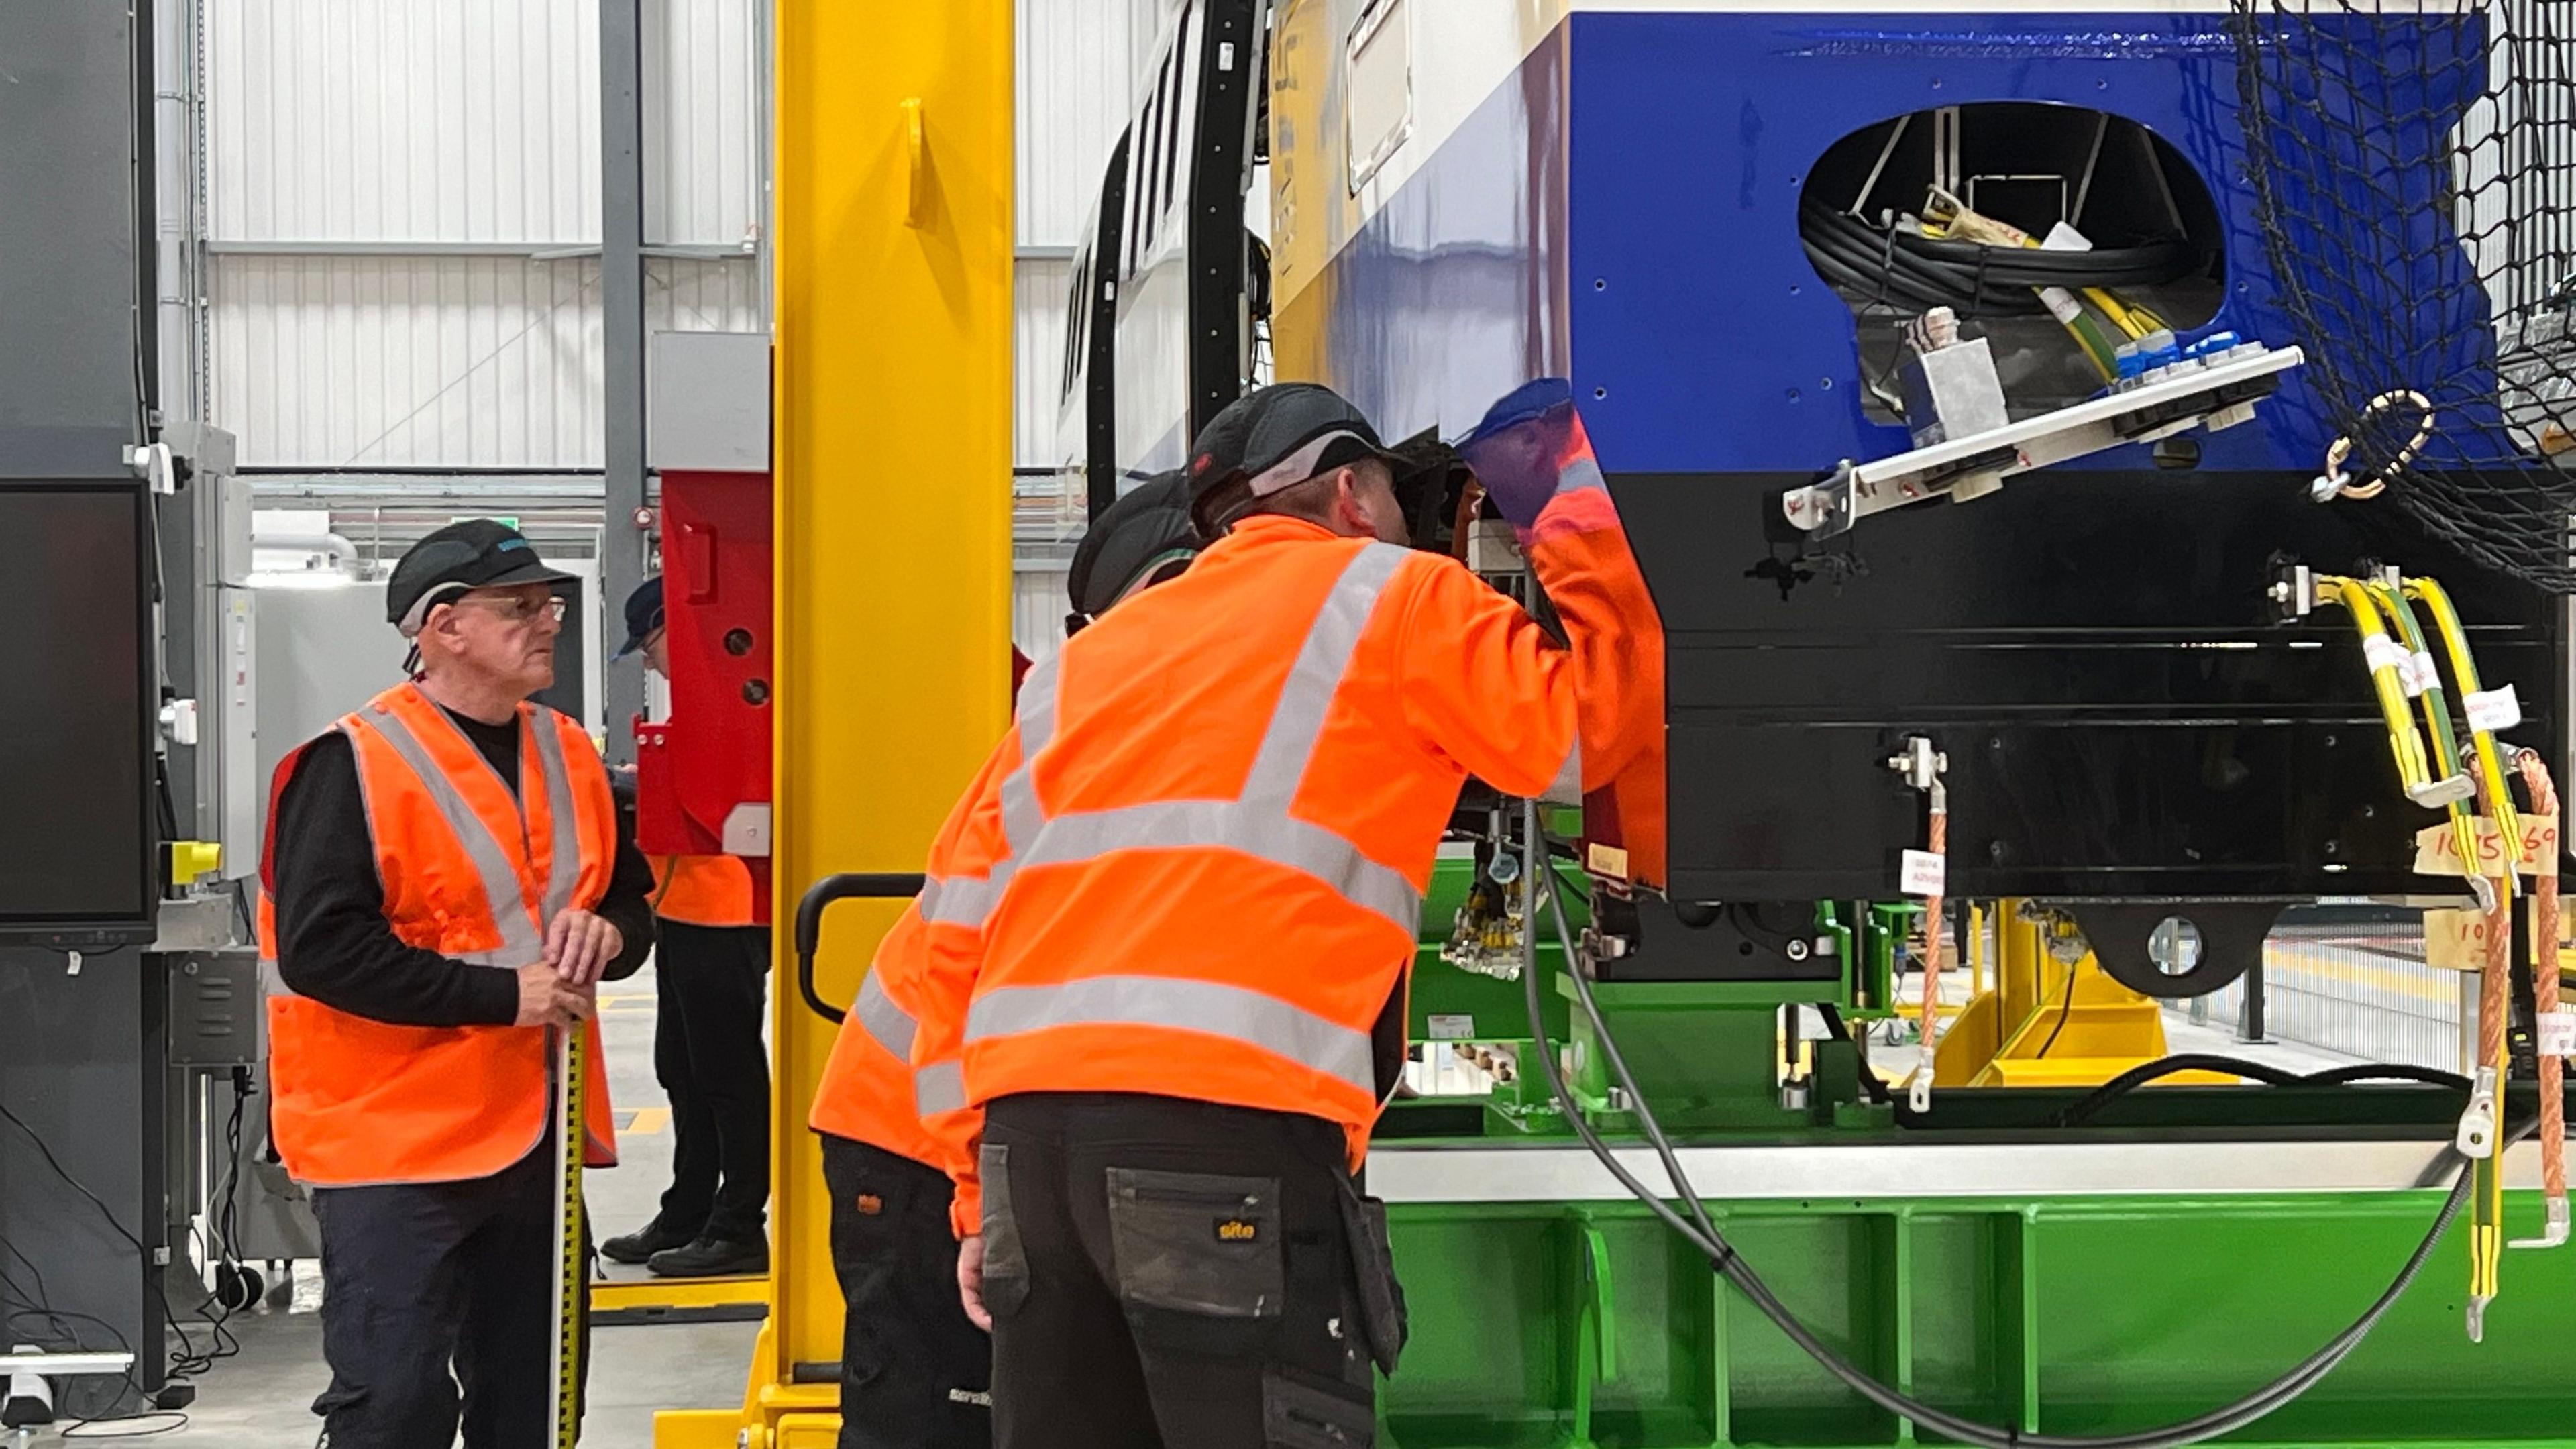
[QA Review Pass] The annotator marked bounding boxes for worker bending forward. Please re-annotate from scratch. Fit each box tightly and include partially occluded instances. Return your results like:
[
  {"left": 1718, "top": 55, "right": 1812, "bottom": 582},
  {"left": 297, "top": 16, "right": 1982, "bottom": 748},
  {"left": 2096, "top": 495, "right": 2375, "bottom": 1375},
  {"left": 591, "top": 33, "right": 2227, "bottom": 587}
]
[
  {"left": 916, "top": 382, "right": 1662, "bottom": 1446},
  {"left": 806, "top": 473, "right": 1203, "bottom": 1448},
  {"left": 261, "top": 521, "right": 657, "bottom": 1449}
]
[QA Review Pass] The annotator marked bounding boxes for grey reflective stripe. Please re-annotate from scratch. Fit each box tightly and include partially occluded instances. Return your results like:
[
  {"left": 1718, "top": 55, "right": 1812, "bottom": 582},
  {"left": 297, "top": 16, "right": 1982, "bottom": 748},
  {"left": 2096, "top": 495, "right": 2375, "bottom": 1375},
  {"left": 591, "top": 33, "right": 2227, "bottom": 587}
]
[
  {"left": 998, "top": 653, "right": 1061, "bottom": 857},
  {"left": 1540, "top": 738, "right": 1584, "bottom": 806},
  {"left": 1242, "top": 544, "right": 1408, "bottom": 801},
  {"left": 260, "top": 958, "right": 296, "bottom": 998},
  {"left": 353, "top": 710, "right": 547, "bottom": 967},
  {"left": 1011, "top": 800, "right": 1418, "bottom": 932},
  {"left": 526, "top": 710, "right": 582, "bottom": 920},
  {"left": 966, "top": 975, "right": 1375, "bottom": 1098},
  {"left": 913, "top": 1060, "right": 967, "bottom": 1117},
  {"left": 922, "top": 874, "right": 1005, "bottom": 928},
  {"left": 851, "top": 973, "right": 918, "bottom": 1063},
  {"left": 932, "top": 544, "right": 1424, "bottom": 940}
]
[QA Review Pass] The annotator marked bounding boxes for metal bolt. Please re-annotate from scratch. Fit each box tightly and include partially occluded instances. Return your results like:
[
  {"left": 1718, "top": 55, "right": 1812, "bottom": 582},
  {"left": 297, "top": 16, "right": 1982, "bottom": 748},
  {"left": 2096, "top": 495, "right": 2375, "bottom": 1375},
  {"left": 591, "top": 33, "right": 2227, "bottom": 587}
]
[{"left": 1786, "top": 938, "right": 1811, "bottom": 962}]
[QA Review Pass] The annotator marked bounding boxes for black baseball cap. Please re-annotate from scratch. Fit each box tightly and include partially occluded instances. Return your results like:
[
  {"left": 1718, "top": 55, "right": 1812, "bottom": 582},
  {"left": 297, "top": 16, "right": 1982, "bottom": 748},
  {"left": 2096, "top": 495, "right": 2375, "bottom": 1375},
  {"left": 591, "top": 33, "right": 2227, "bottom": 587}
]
[
  {"left": 1065, "top": 471, "right": 1201, "bottom": 633},
  {"left": 614, "top": 576, "right": 665, "bottom": 661},
  {"left": 386, "top": 519, "right": 576, "bottom": 637},
  {"left": 1186, "top": 383, "right": 1414, "bottom": 531}
]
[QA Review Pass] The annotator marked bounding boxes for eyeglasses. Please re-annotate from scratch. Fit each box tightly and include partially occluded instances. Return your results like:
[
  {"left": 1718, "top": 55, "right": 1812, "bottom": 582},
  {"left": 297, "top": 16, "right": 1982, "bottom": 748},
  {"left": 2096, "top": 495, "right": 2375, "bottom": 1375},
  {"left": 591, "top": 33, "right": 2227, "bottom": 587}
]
[{"left": 449, "top": 592, "right": 568, "bottom": 625}]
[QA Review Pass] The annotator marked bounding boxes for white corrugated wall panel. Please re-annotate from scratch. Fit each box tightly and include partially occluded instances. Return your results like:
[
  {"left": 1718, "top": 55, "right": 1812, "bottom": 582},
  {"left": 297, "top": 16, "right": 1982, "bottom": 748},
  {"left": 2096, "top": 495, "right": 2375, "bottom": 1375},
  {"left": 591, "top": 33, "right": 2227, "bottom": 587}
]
[
  {"left": 1015, "top": 570, "right": 1071, "bottom": 664},
  {"left": 213, "top": 256, "right": 760, "bottom": 468},
  {"left": 209, "top": 0, "right": 602, "bottom": 243},
  {"left": 1016, "top": 257, "right": 1073, "bottom": 468},
  {"left": 1020, "top": 0, "right": 1134, "bottom": 247},
  {"left": 643, "top": 0, "right": 758, "bottom": 246}
]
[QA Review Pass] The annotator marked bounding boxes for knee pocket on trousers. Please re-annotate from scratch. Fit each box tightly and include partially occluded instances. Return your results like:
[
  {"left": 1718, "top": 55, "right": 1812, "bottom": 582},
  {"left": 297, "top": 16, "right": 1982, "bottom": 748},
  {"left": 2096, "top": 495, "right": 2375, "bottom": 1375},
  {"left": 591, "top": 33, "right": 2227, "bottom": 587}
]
[
  {"left": 976, "top": 1142, "right": 1032, "bottom": 1320},
  {"left": 1263, "top": 1367, "right": 1374, "bottom": 1448}
]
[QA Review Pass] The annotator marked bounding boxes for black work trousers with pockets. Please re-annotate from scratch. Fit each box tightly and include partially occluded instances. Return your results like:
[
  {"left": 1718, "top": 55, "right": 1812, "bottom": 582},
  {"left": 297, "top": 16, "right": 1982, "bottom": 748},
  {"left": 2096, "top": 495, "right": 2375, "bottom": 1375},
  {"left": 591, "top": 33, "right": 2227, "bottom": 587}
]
[
  {"left": 654, "top": 919, "right": 773, "bottom": 1244},
  {"left": 308, "top": 1138, "right": 588, "bottom": 1449},
  {"left": 981, "top": 1092, "right": 1379, "bottom": 1449},
  {"left": 821, "top": 1133, "right": 992, "bottom": 1448}
]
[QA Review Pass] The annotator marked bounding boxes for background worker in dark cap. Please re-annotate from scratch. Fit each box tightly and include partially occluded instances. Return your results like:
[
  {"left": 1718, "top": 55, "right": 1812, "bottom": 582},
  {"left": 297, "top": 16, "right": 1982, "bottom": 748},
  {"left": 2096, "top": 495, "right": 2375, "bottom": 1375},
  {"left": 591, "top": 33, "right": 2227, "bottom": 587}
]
[
  {"left": 260, "top": 519, "right": 657, "bottom": 1449},
  {"left": 601, "top": 576, "right": 775, "bottom": 1279},
  {"left": 804, "top": 473, "right": 1203, "bottom": 1449}
]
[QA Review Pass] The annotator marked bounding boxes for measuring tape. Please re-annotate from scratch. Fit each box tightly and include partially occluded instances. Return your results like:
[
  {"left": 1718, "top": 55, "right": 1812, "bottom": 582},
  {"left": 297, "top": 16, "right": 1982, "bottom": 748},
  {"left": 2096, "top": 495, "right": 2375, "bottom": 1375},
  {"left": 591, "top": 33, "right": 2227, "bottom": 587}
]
[{"left": 549, "top": 1024, "right": 588, "bottom": 1449}]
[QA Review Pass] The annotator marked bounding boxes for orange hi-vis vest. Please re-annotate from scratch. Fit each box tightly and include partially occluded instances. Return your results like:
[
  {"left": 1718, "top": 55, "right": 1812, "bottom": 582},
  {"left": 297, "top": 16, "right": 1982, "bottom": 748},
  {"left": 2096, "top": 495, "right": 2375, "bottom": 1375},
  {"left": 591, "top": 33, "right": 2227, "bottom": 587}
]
[
  {"left": 259, "top": 682, "right": 621, "bottom": 1187},
  {"left": 917, "top": 486, "right": 1662, "bottom": 1234},
  {"left": 649, "top": 853, "right": 758, "bottom": 928},
  {"left": 809, "top": 696, "right": 1020, "bottom": 1172}
]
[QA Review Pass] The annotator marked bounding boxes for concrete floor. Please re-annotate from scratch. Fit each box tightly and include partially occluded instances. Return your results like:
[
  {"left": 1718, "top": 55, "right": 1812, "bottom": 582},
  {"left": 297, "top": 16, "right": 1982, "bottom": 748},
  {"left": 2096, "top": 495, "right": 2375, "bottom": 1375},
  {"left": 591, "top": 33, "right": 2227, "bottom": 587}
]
[{"left": 62, "top": 961, "right": 765, "bottom": 1448}]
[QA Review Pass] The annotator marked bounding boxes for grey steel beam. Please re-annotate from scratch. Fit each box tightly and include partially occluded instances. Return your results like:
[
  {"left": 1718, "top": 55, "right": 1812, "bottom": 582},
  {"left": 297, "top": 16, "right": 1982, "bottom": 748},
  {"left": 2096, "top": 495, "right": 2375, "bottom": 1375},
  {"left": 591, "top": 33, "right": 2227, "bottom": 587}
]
[{"left": 600, "top": 0, "right": 649, "bottom": 759}]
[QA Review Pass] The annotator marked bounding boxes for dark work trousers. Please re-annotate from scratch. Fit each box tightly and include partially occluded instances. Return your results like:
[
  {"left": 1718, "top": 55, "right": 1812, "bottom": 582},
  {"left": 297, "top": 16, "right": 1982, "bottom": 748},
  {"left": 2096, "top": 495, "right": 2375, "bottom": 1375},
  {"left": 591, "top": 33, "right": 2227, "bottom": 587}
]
[
  {"left": 654, "top": 920, "right": 773, "bottom": 1243},
  {"left": 308, "top": 1138, "right": 591, "bottom": 1449},
  {"left": 981, "top": 1093, "right": 1377, "bottom": 1449},
  {"left": 820, "top": 1133, "right": 993, "bottom": 1449}
]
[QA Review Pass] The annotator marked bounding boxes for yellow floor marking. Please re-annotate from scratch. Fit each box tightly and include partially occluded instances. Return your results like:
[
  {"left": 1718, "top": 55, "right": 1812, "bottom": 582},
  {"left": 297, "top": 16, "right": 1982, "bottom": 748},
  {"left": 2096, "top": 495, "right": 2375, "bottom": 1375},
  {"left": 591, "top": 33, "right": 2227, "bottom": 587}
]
[{"left": 621, "top": 1106, "right": 671, "bottom": 1136}]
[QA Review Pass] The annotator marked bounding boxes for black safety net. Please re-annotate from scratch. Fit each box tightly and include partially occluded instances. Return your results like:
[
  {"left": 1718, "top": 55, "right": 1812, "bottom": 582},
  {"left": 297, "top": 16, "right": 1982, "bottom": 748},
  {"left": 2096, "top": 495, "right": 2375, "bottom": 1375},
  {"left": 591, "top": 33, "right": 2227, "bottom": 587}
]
[{"left": 2231, "top": 1, "right": 2576, "bottom": 590}]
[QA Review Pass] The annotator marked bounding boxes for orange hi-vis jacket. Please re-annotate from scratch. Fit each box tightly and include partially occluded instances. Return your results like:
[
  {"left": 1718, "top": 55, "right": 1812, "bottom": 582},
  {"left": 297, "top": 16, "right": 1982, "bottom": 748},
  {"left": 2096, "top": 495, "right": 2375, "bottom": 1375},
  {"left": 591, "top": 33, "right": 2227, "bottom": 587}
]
[
  {"left": 806, "top": 743, "right": 1014, "bottom": 1171},
  {"left": 913, "top": 486, "right": 1663, "bottom": 1235},
  {"left": 259, "top": 682, "right": 621, "bottom": 1187},
  {"left": 649, "top": 853, "right": 758, "bottom": 928}
]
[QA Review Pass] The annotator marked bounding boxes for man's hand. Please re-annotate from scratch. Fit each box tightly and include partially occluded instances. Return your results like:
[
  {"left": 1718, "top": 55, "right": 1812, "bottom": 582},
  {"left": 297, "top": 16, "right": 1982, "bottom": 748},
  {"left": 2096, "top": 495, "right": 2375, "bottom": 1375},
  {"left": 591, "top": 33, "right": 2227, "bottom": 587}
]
[
  {"left": 546, "top": 908, "right": 625, "bottom": 986},
  {"left": 957, "top": 1232, "right": 991, "bottom": 1332},
  {"left": 515, "top": 962, "right": 596, "bottom": 1030}
]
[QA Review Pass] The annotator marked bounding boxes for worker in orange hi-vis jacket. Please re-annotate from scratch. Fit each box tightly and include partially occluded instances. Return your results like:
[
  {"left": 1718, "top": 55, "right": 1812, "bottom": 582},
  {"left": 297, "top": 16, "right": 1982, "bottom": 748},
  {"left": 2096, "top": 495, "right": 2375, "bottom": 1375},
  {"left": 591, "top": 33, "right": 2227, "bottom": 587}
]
[
  {"left": 906, "top": 380, "right": 1664, "bottom": 1448},
  {"left": 805, "top": 471, "right": 1202, "bottom": 1449}
]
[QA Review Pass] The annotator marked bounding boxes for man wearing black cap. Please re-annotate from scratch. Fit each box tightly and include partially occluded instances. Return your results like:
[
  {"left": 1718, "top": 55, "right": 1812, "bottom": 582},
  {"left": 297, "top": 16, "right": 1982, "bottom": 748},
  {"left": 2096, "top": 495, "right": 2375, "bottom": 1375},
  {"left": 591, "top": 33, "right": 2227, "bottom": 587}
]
[
  {"left": 920, "top": 380, "right": 1662, "bottom": 1447},
  {"left": 264, "top": 519, "right": 658, "bottom": 1449},
  {"left": 601, "top": 575, "right": 775, "bottom": 1279}
]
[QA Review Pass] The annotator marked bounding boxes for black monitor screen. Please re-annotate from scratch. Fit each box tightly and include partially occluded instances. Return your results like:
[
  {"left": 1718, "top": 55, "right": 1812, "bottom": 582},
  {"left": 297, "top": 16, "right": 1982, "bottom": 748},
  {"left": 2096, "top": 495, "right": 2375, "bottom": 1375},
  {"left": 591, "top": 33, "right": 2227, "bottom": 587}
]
[{"left": 0, "top": 484, "right": 152, "bottom": 932}]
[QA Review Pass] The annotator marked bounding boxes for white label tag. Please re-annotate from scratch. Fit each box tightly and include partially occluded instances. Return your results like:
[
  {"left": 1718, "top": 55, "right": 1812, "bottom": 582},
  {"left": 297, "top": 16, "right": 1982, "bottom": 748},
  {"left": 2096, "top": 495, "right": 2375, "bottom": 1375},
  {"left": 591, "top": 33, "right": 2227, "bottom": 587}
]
[
  {"left": 2041, "top": 221, "right": 2094, "bottom": 252},
  {"left": 2465, "top": 684, "right": 2522, "bottom": 734},
  {"left": 2538, "top": 1010, "right": 2575, "bottom": 1058},
  {"left": 1426, "top": 1014, "right": 1475, "bottom": 1041},
  {"left": 1900, "top": 849, "right": 1946, "bottom": 898},
  {"left": 2363, "top": 635, "right": 2412, "bottom": 684},
  {"left": 2410, "top": 651, "right": 2440, "bottom": 695}
]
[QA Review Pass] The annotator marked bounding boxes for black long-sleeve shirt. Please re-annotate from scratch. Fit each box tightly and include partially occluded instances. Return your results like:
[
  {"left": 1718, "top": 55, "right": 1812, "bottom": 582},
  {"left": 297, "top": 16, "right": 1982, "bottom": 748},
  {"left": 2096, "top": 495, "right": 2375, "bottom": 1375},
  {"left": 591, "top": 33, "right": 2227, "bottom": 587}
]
[{"left": 272, "top": 706, "right": 657, "bottom": 1027}]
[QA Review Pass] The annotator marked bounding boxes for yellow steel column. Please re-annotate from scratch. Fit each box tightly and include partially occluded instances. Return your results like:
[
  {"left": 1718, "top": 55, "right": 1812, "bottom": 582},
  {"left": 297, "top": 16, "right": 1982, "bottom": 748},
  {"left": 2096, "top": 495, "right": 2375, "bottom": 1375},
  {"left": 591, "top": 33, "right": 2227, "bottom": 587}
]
[{"left": 655, "top": 3, "right": 1012, "bottom": 1446}]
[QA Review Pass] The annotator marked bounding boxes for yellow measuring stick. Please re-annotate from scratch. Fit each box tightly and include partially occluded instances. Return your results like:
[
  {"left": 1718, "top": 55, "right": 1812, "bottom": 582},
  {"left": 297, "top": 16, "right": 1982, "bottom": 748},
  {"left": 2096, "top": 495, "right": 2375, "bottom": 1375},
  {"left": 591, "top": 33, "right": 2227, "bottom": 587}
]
[{"left": 551, "top": 1024, "right": 587, "bottom": 1449}]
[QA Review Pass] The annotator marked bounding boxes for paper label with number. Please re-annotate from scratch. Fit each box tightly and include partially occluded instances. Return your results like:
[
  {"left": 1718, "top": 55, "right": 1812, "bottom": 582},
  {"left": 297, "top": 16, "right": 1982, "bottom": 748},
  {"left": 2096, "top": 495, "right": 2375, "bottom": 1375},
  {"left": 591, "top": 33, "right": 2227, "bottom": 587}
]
[
  {"left": 2410, "top": 651, "right": 2440, "bottom": 694},
  {"left": 2465, "top": 684, "right": 2522, "bottom": 734},
  {"left": 2414, "top": 814, "right": 2559, "bottom": 879},
  {"left": 1426, "top": 1014, "right": 1475, "bottom": 1041},
  {"left": 1900, "top": 849, "right": 1946, "bottom": 898},
  {"left": 2538, "top": 1010, "right": 2575, "bottom": 1059}
]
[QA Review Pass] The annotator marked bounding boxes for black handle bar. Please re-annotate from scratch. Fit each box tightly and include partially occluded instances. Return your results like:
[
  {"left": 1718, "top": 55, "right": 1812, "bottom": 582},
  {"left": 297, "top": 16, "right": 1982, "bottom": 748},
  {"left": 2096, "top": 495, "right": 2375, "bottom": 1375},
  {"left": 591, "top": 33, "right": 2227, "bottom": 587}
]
[{"left": 792, "top": 873, "right": 927, "bottom": 1024}]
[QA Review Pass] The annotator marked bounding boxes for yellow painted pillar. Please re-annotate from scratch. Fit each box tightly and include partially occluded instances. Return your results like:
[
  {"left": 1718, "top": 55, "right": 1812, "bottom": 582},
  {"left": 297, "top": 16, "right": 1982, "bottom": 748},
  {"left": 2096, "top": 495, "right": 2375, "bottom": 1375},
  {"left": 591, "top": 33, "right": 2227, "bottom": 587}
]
[{"left": 659, "top": 4, "right": 1012, "bottom": 1446}]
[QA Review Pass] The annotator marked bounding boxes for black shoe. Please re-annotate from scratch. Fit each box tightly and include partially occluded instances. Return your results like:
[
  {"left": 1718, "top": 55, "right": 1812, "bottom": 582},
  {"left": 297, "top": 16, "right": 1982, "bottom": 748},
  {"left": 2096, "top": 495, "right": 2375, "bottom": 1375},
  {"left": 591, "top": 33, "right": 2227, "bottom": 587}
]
[
  {"left": 600, "top": 1216, "right": 701, "bottom": 1265},
  {"left": 647, "top": 1234, "right": 768, "bottom": 1279}
]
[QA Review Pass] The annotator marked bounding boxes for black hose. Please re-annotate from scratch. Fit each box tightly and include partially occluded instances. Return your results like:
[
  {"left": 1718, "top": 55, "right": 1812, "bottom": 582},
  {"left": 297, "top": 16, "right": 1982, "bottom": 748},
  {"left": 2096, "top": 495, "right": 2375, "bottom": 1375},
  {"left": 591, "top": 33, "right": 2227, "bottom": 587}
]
[
  {"left": 792, "top": 872, "right": 928, "bottom": 1023},
  {"left": 2054, "top": 1055, "right": 2471, "bottom": 1129},
  {"left": 1518, "top": 812, "right": 2492, "bottom": 1449}
]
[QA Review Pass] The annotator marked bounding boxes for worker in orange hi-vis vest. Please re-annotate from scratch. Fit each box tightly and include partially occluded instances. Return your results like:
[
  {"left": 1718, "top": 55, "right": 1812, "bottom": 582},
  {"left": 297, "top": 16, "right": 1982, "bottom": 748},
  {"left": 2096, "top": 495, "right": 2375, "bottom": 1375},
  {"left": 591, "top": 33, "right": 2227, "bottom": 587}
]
[
  {"left": 258, "top": 519, "right": 658, "bottom": 1449},
  {"left": 806, "top": 470, "right": 1201, "bottom": 1449},
  {"left": 910, "top": 380, "right": 1665, "bottom": 1448},
  {"left": 599, "top": 576, "right": 774, "bottom": 1281}
]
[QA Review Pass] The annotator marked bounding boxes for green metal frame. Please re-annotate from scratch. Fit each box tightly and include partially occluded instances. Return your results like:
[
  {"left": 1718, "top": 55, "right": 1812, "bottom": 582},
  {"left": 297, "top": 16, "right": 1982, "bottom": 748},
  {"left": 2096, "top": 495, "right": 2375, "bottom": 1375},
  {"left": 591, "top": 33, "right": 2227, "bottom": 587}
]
[{"left": 1385, "top": 861, "right": 2575, "bottom": 1448}]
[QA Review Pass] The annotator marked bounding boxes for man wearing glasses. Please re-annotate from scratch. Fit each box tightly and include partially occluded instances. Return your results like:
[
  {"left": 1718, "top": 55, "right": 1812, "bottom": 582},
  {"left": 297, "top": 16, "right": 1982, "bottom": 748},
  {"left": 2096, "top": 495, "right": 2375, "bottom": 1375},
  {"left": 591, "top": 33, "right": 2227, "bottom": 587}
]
[{"left": 259, "top": 519, "right": 657, "bottom": 1449}]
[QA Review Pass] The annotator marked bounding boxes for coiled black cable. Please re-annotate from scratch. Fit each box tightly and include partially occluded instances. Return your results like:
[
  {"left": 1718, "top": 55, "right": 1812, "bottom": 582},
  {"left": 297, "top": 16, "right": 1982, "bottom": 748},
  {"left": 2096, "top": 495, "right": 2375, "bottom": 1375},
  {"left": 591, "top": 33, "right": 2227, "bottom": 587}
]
[
  {"left": 1514, "top": 800, "right": 2498, "bottom": 1449},
  {"left": 1798, "top": 202, "right": 2206, "bottom": 315}
]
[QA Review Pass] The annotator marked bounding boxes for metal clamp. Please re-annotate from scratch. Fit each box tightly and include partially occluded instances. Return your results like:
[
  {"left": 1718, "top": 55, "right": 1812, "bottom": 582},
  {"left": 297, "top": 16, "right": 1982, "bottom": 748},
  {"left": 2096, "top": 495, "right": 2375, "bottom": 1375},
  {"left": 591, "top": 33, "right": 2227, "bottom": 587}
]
[{"left": 2455, "top": 1066, "right": 2500, "bottom": 1159}]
